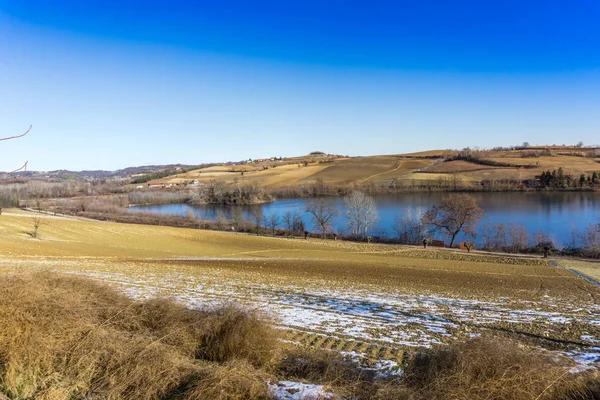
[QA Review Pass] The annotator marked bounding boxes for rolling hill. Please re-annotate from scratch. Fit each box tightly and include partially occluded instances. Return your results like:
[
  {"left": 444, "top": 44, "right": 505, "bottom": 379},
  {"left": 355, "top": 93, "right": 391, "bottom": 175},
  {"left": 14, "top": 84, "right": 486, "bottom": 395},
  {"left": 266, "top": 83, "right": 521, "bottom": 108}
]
[{"left": 150, "top": 146, "right": 600, "bottom": 189}]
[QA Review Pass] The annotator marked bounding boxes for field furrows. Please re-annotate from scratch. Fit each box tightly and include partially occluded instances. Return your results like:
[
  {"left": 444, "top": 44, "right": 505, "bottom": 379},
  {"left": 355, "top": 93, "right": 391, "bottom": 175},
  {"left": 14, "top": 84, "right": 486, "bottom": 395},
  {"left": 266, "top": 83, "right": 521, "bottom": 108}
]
[
  {"left": 1, "top": 234, "right": 599, "bottom": 371},
  {"left": 280, "top": 329, "right": 405, "bottom": 363}
]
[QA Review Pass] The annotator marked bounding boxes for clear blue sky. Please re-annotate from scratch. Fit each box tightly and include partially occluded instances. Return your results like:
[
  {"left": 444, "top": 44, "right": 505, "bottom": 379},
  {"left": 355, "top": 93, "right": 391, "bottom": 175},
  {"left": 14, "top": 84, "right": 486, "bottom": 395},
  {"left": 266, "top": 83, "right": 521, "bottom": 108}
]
[{"left": 1, "top": 1, "right": 599, "bottom": 171}]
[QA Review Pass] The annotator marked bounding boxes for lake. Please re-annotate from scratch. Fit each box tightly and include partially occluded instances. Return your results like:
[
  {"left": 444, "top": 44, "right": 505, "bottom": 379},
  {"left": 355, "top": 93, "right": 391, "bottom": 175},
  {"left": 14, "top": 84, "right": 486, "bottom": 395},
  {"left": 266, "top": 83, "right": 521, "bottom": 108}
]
[{"left": 129, "top": 192, "right": 600, "bottom": 247}]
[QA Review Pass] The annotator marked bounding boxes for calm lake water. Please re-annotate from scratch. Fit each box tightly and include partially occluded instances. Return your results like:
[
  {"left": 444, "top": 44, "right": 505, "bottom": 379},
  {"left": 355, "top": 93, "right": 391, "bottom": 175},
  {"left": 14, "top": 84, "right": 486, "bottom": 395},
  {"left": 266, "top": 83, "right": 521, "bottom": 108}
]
[{"left": 130, "top": 192, "right": 600, "bottom": 247}]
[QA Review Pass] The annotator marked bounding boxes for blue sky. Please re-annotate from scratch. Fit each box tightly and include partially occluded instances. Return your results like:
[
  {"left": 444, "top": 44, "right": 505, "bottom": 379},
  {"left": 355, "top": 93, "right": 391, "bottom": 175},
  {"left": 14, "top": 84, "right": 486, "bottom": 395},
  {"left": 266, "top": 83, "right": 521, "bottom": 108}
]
[{"left": 1, "top": 1, "right": 599, "bottom": 170}]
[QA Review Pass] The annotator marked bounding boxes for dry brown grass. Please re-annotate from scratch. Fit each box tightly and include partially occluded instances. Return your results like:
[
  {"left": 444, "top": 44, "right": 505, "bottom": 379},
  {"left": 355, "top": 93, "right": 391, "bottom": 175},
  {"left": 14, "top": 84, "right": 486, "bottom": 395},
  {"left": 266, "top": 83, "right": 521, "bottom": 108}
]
[
  {"left": 275, "top": 347, "right": 378, "bottom": 399},
  {"left": 176, "top": 361, "right": 272, "bottom": 400},
  {"left": 276, "top": 347, "right": 366, "bottom": 384},
  {"left": 273, "top": 338, "right": 600, "bottom": 400},
  {"left": 376, "top": 336, "right": 599, "bottom": 400},
  {"left": 0, "top": 273, "right": 598, "bottom": 399},
  {"left": 0, "top": 272, "right": 278, "bottom": 399}
]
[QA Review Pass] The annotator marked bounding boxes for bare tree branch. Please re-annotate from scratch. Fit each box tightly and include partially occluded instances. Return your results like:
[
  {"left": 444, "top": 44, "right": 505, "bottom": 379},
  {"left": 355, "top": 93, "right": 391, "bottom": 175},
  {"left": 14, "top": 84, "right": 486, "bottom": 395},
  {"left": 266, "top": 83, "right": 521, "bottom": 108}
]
[
  {"left": 0, "top": 125, "right": 32, "bottom": 142},
  {"left": 1, "top": 125, "right": 31, "bottom": 184},
  {"left": 0, "top": 161, "right": 28, "bottom": 181}
]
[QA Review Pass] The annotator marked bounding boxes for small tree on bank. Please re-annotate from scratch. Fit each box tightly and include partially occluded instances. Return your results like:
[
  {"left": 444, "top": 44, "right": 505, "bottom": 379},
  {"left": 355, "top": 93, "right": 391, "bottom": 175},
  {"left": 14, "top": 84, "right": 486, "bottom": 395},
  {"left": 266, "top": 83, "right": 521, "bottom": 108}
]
[
  {"left": 305, "top": 198, "right": 338, "bottom": 239},
  {"left": 250, "top": 208, "right": 263, "bottom": 235},
  {"left": 344, "top": 191, "right": 378, "bottom": 239},
  {"left": 283, "top": 210, "right": 303, "bottom": 235},
  {"left": 265, "top": 212, "right": 279, "bottom": 236},
  {"left": 421, "top": 193, "right": 484, "bottom": 247},
  {"left": 393, "top": 208, "right": 426, "bottom": 245}
]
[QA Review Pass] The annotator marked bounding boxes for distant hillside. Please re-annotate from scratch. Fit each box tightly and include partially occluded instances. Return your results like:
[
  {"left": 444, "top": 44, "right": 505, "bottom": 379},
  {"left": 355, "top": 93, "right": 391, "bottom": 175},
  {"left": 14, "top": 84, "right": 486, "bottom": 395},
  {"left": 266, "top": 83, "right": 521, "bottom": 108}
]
[
  {"left": 11, "top": 164, "right": 205, "bottom": 181},
  {"left": 8, "top": 146, "right": 600, "bottom": 190},
  {"left": 150, "top": 147, "right": 600, "bottom": 189}
]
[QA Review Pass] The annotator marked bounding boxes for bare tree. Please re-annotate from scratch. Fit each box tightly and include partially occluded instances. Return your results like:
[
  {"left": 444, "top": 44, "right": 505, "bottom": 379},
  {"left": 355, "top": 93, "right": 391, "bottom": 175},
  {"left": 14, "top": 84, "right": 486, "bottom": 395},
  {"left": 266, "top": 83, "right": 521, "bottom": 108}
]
[
  {"left": 393, "top": 208, "right": 425, "bottom": 244},
  {"left": 250, "top": 207, "right": 263, "bottom": 235},
  {"left": 421, "top": 193, "right": 484, "bottom": 247},
  {"left": 231, "top": 207, "right": 244, "bottom": 230},
  {"left": 283, "top": 210, "right": 303, "bottom": 234},
  {"left": 532, "top": 231, "right": 555, "bottom": 255},
  {"left": 344, "top": 191, "right": 378, "bottom": 239},
  {"left": 214, "top": 210, "right": 227, "bottom": 229},
  {"left": 493, "top": 222, "right": 507, "bottom": 250},
  {"left": 507, "top": 223, "right": 528, "bottom": 253},
  {"left": 283, "top": 210, "right": 294, "bottom": 231},
  {"left": 480, "top": 219, "right": 495, "bottom": 250},
  {"left": 305, "top": 198, "right": 338, "bottom": 239},
  {"left": 580, "top": 222, "right": 600, "bottom": 251},
  {"left": 265, "top": 212, "right": 279, "bottom": 236},
  {"left": 30, "top": 217, "right": 43, "bottom": 238}
]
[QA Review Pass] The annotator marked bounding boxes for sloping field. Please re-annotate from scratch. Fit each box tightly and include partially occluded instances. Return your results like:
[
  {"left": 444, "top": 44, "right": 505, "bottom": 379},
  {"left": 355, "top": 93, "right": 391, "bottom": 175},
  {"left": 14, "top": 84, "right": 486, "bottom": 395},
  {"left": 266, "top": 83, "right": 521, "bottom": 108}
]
[
  {"left": 153, "top": 148, "right": 600, "bottom": 189},
  {"left": 1, "top": 209, "right": 599, "bottom": 371},
  {"left": 301, "top": 156, "right": 400, "bottom": 185},
  {"left": 424, "top": 160, "right": 501, "bottom": 173},
  {"left": 398, "top": 150, "right": 447, "bottom": 157},
  {"left": 488, "top": 155, "right": 600, "bottom": 175},
  {"left": 162, "top": 163, "right": 331, "bottom": 187},
  {"left": 358, "top": 158, "right": 433, "bottom": 183},
  {"left": 156, "top": 155, "right": 433, "bottom": 187},
  {"left": 250, "top": 164, "right": 330, "bottom": 187},
  {"left": 399, "top": 172, "right": 480, "bottom": 183}
]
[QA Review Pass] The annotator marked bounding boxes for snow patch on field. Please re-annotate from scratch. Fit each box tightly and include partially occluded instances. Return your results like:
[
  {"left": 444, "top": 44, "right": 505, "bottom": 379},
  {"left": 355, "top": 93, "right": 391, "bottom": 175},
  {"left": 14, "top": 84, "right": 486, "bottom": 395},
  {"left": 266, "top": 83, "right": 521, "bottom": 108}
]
[
  {"left": 3, "top": 258, "right": 597, "bottom": 370},
  {"left": 566, "top": 348, "right": 600, "bottom": 372},
  {"left": 61, "top": 269, "right": 600, "bottom": 348},
  {"left": 269, "top": 381, "right": 336, "bottom": 400}
]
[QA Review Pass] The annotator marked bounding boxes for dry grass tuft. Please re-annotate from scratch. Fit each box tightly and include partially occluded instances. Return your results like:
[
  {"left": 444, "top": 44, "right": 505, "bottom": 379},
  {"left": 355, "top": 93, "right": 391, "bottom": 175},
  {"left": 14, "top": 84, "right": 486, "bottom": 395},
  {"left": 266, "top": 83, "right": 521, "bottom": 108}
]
[
  {"left": 0, "top": 272, "right": 278, "bottom": 399},
  {"left": 196, "top": 306, "right": 276, "bottom": 366},
  {"left": 275, "top": 347, "right": 378, "bottom": 399},
  {"left": 276, "top": 347, "right": 365, "bottom": 384},
  {"left": 376, "top": 336, "right": 599, "bottom": 400},
  {"left": 180, "top": 360, "right": 272, "bottom": 400}
]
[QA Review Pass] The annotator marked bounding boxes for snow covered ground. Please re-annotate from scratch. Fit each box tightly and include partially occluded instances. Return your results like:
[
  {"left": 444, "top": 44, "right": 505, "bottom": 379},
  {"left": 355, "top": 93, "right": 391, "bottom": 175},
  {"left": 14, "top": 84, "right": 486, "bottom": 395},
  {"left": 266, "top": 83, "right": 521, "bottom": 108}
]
[
  {"left": 55, "top": 267, "right": 600, "bottom": 370},
  {"left": 269, "top": 381, "right": 336, "bottom": 400},
  {"left": 2, "top": 256, "right": 598, "bottom": 373}
]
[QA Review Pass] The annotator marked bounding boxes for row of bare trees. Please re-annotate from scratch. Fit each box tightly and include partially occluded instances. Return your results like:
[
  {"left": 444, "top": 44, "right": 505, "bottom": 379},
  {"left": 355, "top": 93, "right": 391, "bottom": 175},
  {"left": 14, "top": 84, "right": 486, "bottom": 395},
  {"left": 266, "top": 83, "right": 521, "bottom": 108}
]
[
  {"left": 301, "top": 191, "right": 380, "bottom": 239},
  {"left": 300, "top": 191, "right": 600, "bottom": 257},
  {"left": 253, "top": 192, "right": 480, "bottom": 243},
  {"left": 250, "top": 192, "right": 482, "bottom": 245}
]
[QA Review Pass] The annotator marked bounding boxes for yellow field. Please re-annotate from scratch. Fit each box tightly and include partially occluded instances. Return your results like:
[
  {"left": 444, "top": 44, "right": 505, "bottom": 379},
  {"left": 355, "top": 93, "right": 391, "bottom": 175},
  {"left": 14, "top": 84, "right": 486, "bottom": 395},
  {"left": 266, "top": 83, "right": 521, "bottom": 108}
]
[
  {"left": 559, "top": 259, "right": 600, "bottom": 283},
  {"left": 424, "top": 160, "right": 499, "bottom": 173},
  {"left": 159, "top": 155, "right": 438, "bottom": 187},
  {"left": 1, "top": 208, "right": 599, "bottom": 366}
]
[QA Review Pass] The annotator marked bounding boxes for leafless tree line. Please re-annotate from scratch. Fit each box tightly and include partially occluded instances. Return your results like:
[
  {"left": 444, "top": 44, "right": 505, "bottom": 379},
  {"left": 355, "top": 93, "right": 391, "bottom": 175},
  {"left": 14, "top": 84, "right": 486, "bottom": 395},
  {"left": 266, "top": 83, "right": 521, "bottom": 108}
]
[{"left": 566, "top": 223, "right": 600, "bottom": 252}]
